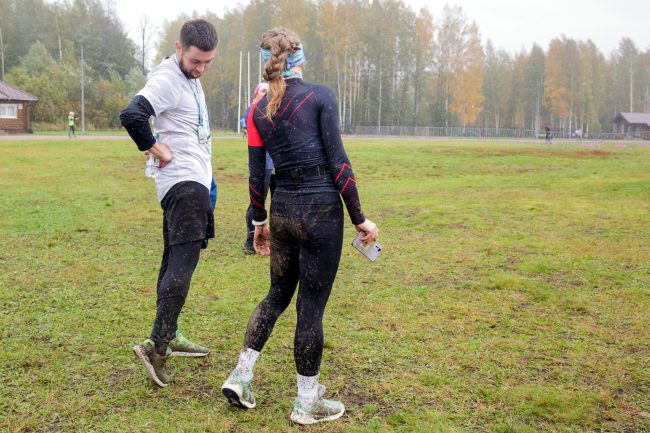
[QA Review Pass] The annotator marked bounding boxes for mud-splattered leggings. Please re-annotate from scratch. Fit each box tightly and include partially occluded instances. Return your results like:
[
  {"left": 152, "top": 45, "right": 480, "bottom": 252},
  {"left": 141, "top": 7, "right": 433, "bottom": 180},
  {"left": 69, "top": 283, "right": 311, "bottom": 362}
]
[
  {"left": 149, "top": 240, "right": 202, "bottom": 349},
  {"left": 244, "top": 192, "right": 344, "bottom": 376}
]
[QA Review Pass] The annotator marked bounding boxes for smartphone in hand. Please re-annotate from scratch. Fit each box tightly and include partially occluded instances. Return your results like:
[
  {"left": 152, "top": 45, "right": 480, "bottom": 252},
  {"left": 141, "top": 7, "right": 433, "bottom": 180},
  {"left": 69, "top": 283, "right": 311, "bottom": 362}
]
[{"left": 352, "top": 232, "right": 383, "bottom": 261}]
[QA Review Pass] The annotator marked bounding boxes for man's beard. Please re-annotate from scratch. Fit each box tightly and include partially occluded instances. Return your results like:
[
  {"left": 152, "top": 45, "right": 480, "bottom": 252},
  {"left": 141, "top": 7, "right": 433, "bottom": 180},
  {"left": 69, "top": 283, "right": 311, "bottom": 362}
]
[{"left": 178, "top": 57, "right": 195, "bottom": 79}]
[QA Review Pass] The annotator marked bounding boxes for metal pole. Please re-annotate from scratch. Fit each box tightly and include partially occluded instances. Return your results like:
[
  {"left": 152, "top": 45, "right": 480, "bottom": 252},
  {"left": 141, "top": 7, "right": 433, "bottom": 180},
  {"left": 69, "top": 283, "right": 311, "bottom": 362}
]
[
  {"left": 247, "top": 51, "right": 251, "bottom": 105},
  {"left": 141, "top": 20, "right": 146, "bottom": 75},
  {"left": 237, "top": 51, "right": 242, "bottom": 134},
  {"left": 0, "top": 27, "right": 4, "bottom": 81},
  {"left": 630, "top": 61, "right": 634, "bottom": 112},
  {"left": 377, "top": 64, "right": 382, "bottom": 135},
  {"left": 535, "top": 82, "right": 541, "bottom": 135},
  {"left": 80, "top": 44, "right": 85, "bottom": 133}
]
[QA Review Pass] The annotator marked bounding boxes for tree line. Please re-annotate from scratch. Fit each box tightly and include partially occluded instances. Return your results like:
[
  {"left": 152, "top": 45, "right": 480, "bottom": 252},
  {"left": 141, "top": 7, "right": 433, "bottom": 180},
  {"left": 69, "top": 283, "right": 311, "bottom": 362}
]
[
  {"left": 0, "top": 0, "right": 143, "bottom": 128},
  {"left": 1, "top": 0, "right": 649, "bottom": 134}
]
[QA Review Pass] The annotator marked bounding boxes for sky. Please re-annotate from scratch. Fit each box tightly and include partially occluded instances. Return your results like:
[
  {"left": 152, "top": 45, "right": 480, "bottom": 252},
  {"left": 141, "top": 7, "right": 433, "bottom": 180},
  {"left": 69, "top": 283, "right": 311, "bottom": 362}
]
[{"left": 113, "top": 0, "right": 650, "bottom": 57}]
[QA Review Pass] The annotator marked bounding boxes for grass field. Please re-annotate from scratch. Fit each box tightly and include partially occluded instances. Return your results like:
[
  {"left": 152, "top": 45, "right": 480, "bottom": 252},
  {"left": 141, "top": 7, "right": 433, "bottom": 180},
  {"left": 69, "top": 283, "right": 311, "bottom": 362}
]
[
  {"left": 30, "top": 128, "right": 239, "bottom": 138},
  {"left": 0, "top": 136, "right": 648, "bottom": 432}
]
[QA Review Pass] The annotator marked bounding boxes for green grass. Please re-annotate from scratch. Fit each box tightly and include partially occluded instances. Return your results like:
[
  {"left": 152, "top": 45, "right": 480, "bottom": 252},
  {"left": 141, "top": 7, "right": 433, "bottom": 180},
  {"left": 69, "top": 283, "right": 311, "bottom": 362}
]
[
  {"left": 31, "top": 129, "right": 128, "bottom": 136},
  {"left": 30, "top": 128, "right": 240, "bottom": 137},
  {"left": 0, "top": 137, "right": 649, "bottom": 432}
]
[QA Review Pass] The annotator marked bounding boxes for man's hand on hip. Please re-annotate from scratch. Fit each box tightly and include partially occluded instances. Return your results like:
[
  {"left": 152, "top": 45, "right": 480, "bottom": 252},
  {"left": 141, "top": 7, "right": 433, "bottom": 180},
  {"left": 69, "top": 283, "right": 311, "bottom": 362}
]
[{"left": 147, "top": 142, "right": 173, "bottom": 168}]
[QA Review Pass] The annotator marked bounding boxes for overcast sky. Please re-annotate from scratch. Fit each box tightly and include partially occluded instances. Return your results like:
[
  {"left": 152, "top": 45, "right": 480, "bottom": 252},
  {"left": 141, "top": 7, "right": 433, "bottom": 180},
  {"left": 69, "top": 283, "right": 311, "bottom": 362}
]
[{"left": 114, "top": 0, "right": 650, "bottom": 57}]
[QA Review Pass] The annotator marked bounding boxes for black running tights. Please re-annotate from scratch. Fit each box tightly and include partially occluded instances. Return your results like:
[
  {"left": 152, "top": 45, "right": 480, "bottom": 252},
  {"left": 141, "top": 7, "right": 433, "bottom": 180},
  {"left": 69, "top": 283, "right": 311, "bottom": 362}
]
[
  {"left": 149, "top": 240, "right": 202, "bottom": 350},
  {"left": 244, "top": 195, "right": 344, "bottom": 376}
]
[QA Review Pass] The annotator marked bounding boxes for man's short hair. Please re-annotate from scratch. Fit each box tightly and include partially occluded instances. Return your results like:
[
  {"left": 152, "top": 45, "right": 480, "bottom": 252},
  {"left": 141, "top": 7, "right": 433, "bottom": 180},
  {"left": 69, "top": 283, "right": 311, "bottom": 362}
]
[{"left": 180, "top": 19, "right": 218, "bottom": 52}]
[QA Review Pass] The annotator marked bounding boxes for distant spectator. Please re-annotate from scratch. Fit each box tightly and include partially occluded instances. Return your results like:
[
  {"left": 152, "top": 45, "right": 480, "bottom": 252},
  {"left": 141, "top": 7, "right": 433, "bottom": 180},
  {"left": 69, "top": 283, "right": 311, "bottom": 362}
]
[
  {"left": 67, "top": 111, "right": 77, "bottom": 138},
  {"left": 575, "top": 127, "right": 582, "bottom": 141},
  {"left": 545, "top": 125, "right": 552, "bottom": 144},
  {"left": 240, "top": 116, "right": 247, "bottom": 138}
]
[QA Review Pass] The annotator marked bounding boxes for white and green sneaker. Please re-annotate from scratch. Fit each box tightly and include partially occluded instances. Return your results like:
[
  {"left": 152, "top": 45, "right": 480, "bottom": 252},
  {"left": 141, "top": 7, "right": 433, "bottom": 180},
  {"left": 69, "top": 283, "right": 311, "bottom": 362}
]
[
  {"left": 290, "top": 385, "right": 345, "bottom": 425},
  {"left": 221, "top": 370, "right": 256, "bottom": 409}
]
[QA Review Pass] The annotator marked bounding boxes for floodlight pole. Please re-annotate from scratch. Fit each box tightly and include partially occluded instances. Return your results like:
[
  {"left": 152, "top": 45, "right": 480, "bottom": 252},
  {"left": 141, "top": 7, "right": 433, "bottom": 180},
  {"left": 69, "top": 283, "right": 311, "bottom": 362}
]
[
  {"left": 535, "top": 83, "right": 541, "bottom": 135},
  {"left": 0, "top": 27, "right": 5, "bottom": 81},
  {"left": 377, "top": 63, "right": 382, "bottom": 135},
  {"left": 237, "top": 51, "right": 242, "bottom": 134},
  {"left": 629, "top": 64, "right": 633, "bottom": 112},
  {"left": 80, "top": 44, "right": 85, "bottom": 133}
]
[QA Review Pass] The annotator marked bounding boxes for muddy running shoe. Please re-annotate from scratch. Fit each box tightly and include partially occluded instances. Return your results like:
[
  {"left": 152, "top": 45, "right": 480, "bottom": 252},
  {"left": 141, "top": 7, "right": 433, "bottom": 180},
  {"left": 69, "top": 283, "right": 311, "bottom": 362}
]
[
  {"left": 132, "top": 339, "right": 170, "bottom": 388},
  {"left": 290, "top": 385, "right": 345, "bottom": 425},
  {"left": 243, "top": 239, "right": 256, "bottom": 255},
  {"left": 243, "top": 230, "right": 256, "bottom": 255},
  {"left": 221, "top": 370, "right": 256, "bottom": 409},
  {"left": 168, "top": 330, "right": 210, "bottom": 357}
]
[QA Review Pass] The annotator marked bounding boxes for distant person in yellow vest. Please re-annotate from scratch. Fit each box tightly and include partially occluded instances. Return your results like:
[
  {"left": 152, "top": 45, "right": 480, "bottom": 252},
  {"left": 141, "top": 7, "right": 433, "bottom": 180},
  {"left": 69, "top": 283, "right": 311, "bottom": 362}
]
[{"left": 68, "top": 111, "right": 77, "bottom": 138}]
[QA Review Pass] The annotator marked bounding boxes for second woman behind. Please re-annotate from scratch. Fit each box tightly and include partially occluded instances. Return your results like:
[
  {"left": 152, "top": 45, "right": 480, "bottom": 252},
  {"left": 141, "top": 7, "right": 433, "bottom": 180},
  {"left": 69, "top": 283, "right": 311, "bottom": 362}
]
[{"left": 221, "top": 27, "right": 379, "bottom": 425}]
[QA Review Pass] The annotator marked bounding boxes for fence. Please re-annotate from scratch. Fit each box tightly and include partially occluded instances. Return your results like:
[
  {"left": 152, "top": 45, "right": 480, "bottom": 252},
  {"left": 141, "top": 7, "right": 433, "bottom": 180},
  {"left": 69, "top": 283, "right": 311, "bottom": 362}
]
[{"left": 352, "top": 125, "right": 650, "bottom": 141}]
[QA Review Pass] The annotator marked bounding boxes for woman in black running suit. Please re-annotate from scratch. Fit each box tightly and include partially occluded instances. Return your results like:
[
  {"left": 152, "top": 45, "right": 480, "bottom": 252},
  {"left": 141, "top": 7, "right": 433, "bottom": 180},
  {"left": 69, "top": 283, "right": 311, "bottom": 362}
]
[{"left": 221, "top": 28, "right": 379, "bottom": 424}]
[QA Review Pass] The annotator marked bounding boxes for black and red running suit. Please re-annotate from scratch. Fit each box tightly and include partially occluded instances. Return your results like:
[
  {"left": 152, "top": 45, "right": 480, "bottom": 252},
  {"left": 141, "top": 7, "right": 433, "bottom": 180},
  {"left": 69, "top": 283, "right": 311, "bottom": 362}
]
[{"left": 244, "top": 78, "right": 366, "bottom": 376}]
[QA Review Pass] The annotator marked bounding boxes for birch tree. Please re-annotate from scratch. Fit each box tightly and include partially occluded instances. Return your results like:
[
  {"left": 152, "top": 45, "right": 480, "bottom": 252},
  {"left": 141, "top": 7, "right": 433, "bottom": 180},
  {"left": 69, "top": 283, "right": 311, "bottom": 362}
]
[{"left": 411, "top": 7, "right": 434, "bottom": 126}]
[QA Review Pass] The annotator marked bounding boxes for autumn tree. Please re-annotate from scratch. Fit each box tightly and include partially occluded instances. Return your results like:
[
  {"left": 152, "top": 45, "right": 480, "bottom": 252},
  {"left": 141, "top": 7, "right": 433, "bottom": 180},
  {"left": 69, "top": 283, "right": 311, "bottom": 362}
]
[
  {"left": 577, "top": 40, "right": 607, "bottom": 133},
  {"left": 434, "top": 5, "right": 484, "bottom": 128},
  {"left": 5, "top": 41, "right": 79, "bottom": 124},
  {"left": 136, "top": 16, "right": 155, "bottom": 75},
  {"left": 638, "top": 49, "right": 650, "bottom": 112},
  {"left": 431, "top": 5, "right": 484, "bottom": 128},
  {"left": 522, "top": 45, "right": 546, "bottom": 131},
  {"left": 613, "top": 38, "right": 638, "bottom": 113},
  {"left": 411, "top": 8, "right": 434, "bottom": 126},
  {"left": 481, "top": 40, "right": 512, "bottom": 129},
  {"left": 544, "top": 37, "right": 582, "bottom": 131},
  {"left": 2, "top": 0, "right": 648, "bottom": 132}
]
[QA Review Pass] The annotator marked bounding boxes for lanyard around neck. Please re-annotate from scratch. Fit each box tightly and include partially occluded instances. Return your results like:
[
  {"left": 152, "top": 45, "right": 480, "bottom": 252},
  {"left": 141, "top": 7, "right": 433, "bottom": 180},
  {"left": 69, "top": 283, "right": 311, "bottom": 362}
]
[{"left": 174, "top": 54, "right": 204, "bottom": 126}]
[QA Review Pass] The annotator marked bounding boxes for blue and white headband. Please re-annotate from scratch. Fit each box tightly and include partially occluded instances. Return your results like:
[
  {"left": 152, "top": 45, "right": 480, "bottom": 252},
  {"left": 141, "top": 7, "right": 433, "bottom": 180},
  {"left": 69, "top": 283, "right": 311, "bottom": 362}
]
[{"left": 260, "top": 43, "right": 306, "bottom": 73}]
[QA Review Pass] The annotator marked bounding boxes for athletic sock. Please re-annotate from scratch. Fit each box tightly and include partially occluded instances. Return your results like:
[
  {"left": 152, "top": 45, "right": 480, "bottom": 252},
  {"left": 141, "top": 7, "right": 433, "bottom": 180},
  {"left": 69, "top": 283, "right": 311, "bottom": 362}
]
[
  {"left": 296, "top": 373, "right": 319, "bottom": 405},
  {"left": 235, "top": 347, "right": 260, "bottom": 381}
]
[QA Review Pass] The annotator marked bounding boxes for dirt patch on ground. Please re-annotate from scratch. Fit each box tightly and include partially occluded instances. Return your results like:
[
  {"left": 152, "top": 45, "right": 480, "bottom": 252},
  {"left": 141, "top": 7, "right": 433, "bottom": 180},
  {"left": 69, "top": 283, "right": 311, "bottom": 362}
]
[
  {"left": 108, "top": 368, "right": 135, "bottom": 384},
  {"left": 588, "top": 150, "right": 613, "bottom": 156}
]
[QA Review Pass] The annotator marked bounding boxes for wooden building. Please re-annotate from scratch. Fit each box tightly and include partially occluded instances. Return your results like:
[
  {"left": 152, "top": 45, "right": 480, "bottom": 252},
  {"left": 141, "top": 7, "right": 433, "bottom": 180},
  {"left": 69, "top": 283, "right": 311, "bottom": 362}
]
[
  {"left": 613, "top": 112, "right": 650, "bottom": 139},
  {"left": 0, "top": 80, "right": 38, "bottom": 133}
]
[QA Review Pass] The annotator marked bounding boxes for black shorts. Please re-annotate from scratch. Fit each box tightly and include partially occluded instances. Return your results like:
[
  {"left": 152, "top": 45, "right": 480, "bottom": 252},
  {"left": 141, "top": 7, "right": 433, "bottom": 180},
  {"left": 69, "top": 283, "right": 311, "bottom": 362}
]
[{"left": 161, "top": 181, "right": 214, "bottom": 247}]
